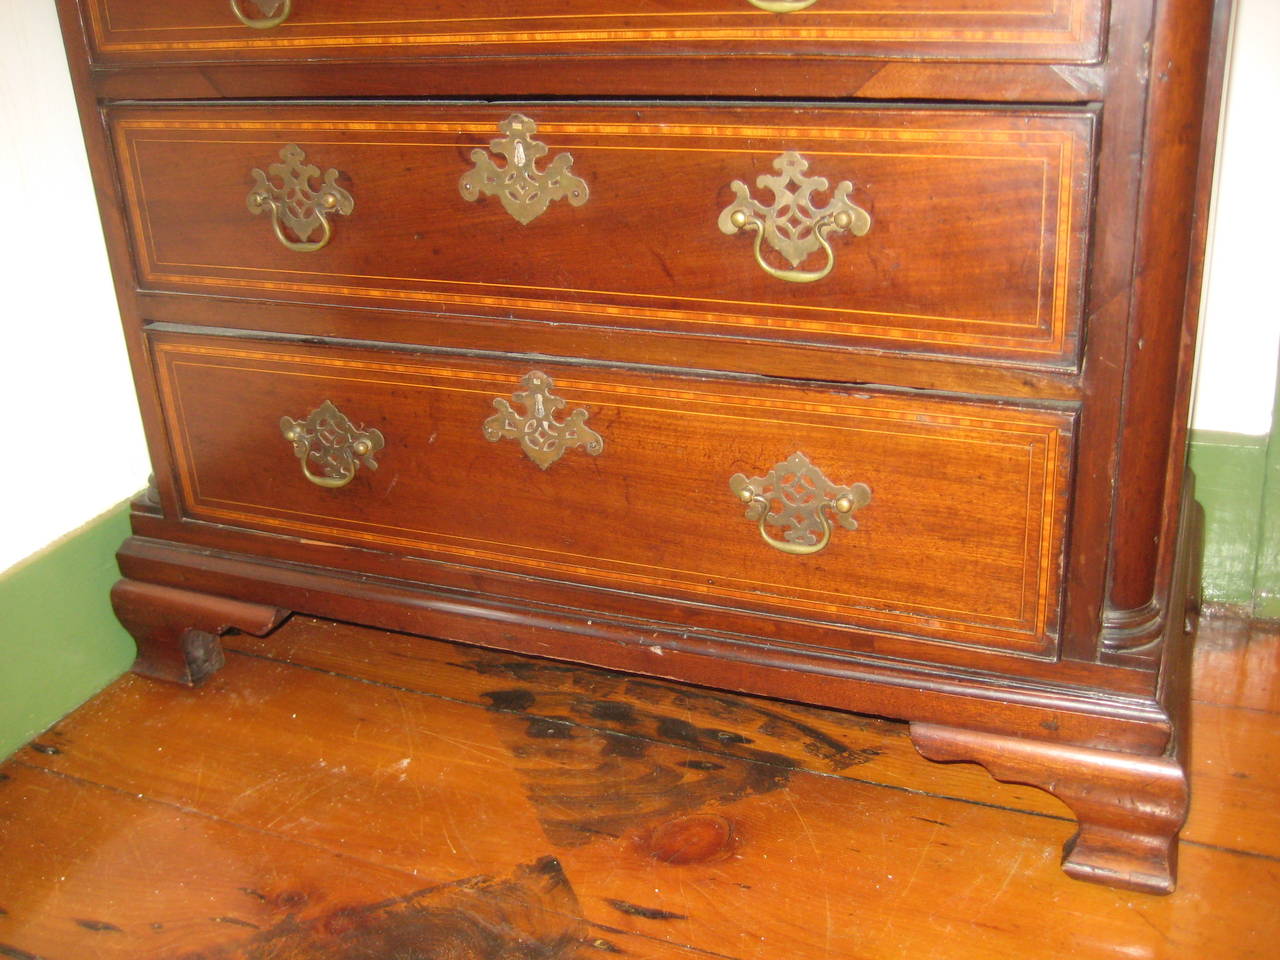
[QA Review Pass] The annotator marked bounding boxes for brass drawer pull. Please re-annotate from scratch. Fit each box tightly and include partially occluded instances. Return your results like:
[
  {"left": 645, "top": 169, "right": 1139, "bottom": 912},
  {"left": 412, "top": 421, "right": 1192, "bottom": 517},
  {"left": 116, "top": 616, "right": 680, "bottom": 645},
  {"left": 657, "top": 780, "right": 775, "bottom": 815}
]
[
  {"left": 460, "top": 114, "right": 590, "bottom": 225},
  {"left": 231, "top": 0, "right": 292, "bottom": 29},
  {"left": 246, "top": 144, "right": 354, "bottom": 253},
  {"left": 746, "top": 0, "right": 820, "bottom": 10},
  {"left": 280, "top": 401, "right": 384, "bottom": 489},
  {"left": 730, "top": 452, "right": 870, "bottom": 555},
  {"left": 483, "top": 371, "right": 604, "bottom": 470},
  {"left": 719, "top": 152, "right": 871, "bottom": 284}
]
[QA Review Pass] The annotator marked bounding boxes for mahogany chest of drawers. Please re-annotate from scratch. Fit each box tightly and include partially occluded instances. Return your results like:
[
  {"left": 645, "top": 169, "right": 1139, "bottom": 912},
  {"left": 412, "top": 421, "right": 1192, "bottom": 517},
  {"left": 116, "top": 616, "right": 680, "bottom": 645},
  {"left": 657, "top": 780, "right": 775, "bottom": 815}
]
[{"left": 58, "top": 0, "right": 1228, "bottom": 895}]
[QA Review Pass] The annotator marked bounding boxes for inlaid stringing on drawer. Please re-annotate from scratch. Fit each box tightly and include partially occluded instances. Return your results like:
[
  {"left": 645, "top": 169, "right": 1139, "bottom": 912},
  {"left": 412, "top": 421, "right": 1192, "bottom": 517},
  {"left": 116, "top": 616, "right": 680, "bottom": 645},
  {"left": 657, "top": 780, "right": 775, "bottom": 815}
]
[
  {"left": 152, "top": 335, "right": 1075, "bottom": 658},
  {"left": 115, "top": 104, "right": 1095, "bottom": 368},
  {"left": 86, "top": 0, "right": 1106, "bottom": 65}
]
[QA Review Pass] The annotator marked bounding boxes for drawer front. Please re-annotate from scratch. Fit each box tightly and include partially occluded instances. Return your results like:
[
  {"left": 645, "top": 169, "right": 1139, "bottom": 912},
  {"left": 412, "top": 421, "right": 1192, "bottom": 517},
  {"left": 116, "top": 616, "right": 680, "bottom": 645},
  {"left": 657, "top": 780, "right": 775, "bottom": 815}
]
[
  {"left": 152, "top": 335, "right": 1074, "bottom": 657},
  {"left": 115, "top": 104, "right": 1094, "bottom": 367},
  {"left": 87, "top": 1, "right": 1105, "bottom": 66}
]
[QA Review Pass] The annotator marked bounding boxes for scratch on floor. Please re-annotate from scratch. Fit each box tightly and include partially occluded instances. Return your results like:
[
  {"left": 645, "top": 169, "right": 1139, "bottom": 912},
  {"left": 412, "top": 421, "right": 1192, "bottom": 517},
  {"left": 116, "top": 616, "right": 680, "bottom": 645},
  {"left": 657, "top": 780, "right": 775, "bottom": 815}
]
[
  {"left": 785, "top": 791, "right": 832, "bottom": 958},
  {"left": 896, "top": 819, "right": 943, "bottom": 901},
  {"left": 986, "top": 849, "right": 1026, "bottom": 911}
]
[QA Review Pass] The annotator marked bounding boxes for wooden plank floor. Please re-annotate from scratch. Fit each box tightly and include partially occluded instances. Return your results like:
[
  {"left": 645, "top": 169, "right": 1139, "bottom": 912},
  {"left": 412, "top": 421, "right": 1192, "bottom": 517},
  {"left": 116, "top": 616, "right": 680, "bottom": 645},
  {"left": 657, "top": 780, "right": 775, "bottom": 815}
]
[{"left": 1, "top": 612, "right": 1277, "bottom": 959}]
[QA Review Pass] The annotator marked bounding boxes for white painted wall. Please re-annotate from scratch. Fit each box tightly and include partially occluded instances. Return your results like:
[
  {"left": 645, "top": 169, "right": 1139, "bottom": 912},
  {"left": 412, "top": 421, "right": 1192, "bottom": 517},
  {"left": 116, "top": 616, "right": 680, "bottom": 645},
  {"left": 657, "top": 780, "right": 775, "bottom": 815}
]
[
  {"left": 1192, "top": 0, "right": 1280, "bottom": 436},
  {"left": 0, "top": 3, "right": 148, "bottom": 573},
  {"left": 0, "top": 1, "right": 1275, "bottom": 573}
]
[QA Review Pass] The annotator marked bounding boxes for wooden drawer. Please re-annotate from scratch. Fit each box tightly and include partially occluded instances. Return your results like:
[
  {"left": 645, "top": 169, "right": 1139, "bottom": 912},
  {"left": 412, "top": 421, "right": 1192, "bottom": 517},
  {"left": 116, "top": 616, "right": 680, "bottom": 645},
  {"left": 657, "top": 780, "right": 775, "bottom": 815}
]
[
  {"left": 85, "top": 0, "right": 1105, "bottom": 66},
  {"left": 151, "top": 334, "right": 1074, "bottom": 658},
  {"left": 115, "top": 103, "right": 1094, "bottom": 368}
]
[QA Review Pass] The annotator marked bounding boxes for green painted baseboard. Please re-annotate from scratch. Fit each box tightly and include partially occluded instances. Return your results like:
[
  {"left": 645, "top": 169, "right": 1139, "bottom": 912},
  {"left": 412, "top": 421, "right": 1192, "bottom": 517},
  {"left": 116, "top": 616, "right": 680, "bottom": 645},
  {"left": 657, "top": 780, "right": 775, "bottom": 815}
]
[
  {"left": 1257, "top": 383, "right": 1280, "bottom": 619},
  {"left": 0, "top": 501, "right": 137, "bottom": 761},
  {"left": 1189, "top": 429, "right": 1277, "bottom": 613}
]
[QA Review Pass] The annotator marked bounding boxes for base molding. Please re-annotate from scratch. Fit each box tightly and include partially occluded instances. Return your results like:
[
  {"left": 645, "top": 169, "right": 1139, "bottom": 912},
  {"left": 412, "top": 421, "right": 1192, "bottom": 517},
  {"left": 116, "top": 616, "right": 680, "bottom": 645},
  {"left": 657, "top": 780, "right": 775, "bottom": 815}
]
[{"left": 910, "top": 722, "right": 1188, "bottom": 894}]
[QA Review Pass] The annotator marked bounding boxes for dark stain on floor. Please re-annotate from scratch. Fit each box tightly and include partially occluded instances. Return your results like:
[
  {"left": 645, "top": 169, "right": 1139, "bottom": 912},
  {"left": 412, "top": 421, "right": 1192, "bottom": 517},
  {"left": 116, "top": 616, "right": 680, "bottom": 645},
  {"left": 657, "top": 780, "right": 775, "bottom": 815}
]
[
  {"left": 604, "top": 899, "right": 689, "bottom": 922},
  {"left": 470, "top": 659, "right": 870, "bottom": 848},
  {"left": 196, "top": 857, "right": 611, "bottom": 959},
  {"left": 211, "top": 916, "right": 260, "bottom": 930},
  {"left": 72, "top": 918, "right": 121, "bottom": 933},
  {"left": 488, "top": 712, "right": 788, "bottom": 848},
  {"left": 467, "top": 657, "right": 873, "bottom": 774}
]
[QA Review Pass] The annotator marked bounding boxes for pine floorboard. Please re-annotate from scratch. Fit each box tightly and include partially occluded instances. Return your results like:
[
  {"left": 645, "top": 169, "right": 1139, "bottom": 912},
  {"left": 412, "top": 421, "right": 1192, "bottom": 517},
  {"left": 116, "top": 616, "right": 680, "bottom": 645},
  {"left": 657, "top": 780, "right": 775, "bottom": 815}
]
[{"left": 1, "top": 613, "right": 1276, "bottom": 959}]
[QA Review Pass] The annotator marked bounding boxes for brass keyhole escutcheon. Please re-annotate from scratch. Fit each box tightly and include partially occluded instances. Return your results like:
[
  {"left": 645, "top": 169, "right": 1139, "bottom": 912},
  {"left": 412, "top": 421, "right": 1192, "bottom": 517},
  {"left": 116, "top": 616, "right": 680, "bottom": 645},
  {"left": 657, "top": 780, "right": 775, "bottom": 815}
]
[
  {"left": 483, "top": 371, "right": 603, "bottom": 470},
  {"left": 459, "top": 114, "right": 590, "bottom": 225}
]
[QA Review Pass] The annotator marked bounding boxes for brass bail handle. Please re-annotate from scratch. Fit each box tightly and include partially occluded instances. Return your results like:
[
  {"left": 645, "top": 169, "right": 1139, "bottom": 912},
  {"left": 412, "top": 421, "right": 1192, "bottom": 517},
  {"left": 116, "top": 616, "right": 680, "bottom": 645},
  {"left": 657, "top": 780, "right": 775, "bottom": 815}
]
[
  {"left": 747, "top": 0, "right": 820, "bottom": 11},
  {"left": 730, "top": 452, "right": 871, "bottom": 556},
  {"left": 264, "top": 202, "right": 332, "bottom": 254},
  {"left": 246, "top": 144, "right": 354, "bottom": 253},
  {"left": 737, "top": 488, "right": 850, "bottom": 555},
  {"left": 719, "top": 151, "right": 871, "bottom": 285},
  {"left": 231, "top": 0, "right": 293, "bottom": 29},
  {"left": 280, "top": 401, "right": 384, "bottom": 490},
  {"left": 733, "top": 209, "right": 852, "bottom": 285},
  {"left": 298, "top": 447, "right": 358, "bottom": 489}
]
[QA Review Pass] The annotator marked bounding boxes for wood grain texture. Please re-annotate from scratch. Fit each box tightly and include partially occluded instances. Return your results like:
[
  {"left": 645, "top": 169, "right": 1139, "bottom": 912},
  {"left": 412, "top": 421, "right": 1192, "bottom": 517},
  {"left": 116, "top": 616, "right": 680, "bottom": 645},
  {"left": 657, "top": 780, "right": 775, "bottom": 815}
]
[
  {"left": 222, "top": 617, "right": 1100, "bottom": 819},
  {"left": 84, "top": 0, "right": 1106, "bottom": 65},
  {"left": 222, "top": 615, "right": 1280, "bottom": 861},
  {"left": 0, "top": 765, "right": 703, "bottom": 960},
  {"left": 150, "top": 333, "right": 1074, "bottom": 656},
  {"left": 2, "top": 611, "right": 1276, "bottom": 960},
  {"left": 1192, "top": 615, "right": 1280, "bottom": 714},
  {"left": 112, "top": 103, "right": 1094, "bottom": 367}
]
